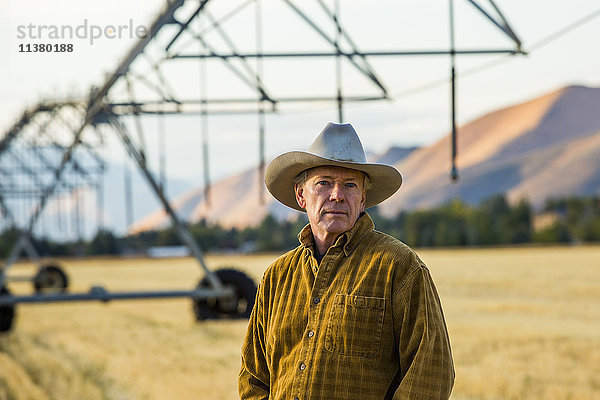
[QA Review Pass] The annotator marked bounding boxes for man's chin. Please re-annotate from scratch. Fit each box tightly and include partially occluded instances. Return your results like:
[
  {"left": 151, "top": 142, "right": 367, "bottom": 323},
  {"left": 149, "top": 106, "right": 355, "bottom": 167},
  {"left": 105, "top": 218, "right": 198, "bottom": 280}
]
[{"left": 319, "top": 220, "right": 351, "bottom": 235}]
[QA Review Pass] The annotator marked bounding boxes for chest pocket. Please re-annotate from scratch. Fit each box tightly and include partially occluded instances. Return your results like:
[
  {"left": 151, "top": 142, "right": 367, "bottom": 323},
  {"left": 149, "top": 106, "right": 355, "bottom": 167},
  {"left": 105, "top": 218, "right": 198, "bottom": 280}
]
[{"left": 325, "top": 293, "right": 385, "bottom": 359}]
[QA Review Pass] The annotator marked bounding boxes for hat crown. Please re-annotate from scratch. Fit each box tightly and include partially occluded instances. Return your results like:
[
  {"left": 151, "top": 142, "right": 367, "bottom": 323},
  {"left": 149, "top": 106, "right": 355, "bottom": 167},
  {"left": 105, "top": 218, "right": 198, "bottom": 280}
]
[{"left": 307, "top": 122, "right": 367, "bottom": 163}]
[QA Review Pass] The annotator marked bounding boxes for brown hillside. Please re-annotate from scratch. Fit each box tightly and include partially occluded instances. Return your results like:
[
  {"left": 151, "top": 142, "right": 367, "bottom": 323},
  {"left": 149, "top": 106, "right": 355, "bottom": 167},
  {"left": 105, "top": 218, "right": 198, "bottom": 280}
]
[{"left": 380, "top": 85, "right": 600, "bottom": 215}]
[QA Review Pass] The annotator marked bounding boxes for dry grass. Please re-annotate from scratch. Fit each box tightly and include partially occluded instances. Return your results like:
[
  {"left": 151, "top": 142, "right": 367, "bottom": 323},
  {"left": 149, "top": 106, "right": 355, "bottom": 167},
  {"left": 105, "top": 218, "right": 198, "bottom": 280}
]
[
  {"left": 422, "top": 246, "right": 600, "bottom": 400},
  {"left": 1, "top": 247, "right": 599, "bottom": 400}
]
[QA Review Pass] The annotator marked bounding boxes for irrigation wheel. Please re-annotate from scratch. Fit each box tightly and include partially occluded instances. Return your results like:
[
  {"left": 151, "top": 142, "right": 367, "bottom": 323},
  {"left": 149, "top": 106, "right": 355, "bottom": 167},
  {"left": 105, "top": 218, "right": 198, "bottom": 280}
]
[
  {"left": 0, "top": 286, "right": 15, "bottom": 333},
  {"left": 33, "top": 264, "right": 69, "bottom": 294},
  {"left": 193, "top": 268, "right": 257, "bottom": 321}
]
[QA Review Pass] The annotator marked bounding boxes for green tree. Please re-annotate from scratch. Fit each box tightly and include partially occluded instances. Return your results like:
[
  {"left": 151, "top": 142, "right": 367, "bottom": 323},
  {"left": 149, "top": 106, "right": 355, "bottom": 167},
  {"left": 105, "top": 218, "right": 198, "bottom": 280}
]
[
  {"left": 402, "top": 200, "right": 477, "bottom": 247},
  {"left": 533, "top": 221, "right": 571, "bottom": 243},
  {"left": 506, "top": 199, "right": 532, "bottom": 243},
  {"left": 87, "top": 229, "right": 120, "bottom": 255}
]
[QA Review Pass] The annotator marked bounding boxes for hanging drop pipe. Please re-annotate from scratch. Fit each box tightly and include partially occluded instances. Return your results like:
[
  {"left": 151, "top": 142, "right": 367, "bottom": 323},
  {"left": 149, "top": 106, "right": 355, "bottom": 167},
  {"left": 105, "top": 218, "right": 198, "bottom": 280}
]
[
  {"left": 256, "top": 0, "right": 266, "bottom": 204},
  {"left": 199, "top": 15, "right": 211, "bottom": 207},
  {"left": 201, "top": 98, "right": 210, "bottom": 207},
  {"left": 450, "top": 0, "right": 459, "bottom": 182},
  {"left": 258, "top": 106, "right": 265, "bottom": 204},
  {"left": 75, "top": 186, "right": 82, "bottom": 252},
  {"left": 97, "top": 179, "right": 104, "bottom": 230},
  {"left": 201, "top": 115, "right": 210, "bottom": 207},
  {"left": 158, "top": 111, "right": 167, "bottom": 194},
  {"left": 124, "top": 160, "right": 134, "bottom": 229},
  {"left": 334, "top": 0, "right": 343, "bottom": 123}
]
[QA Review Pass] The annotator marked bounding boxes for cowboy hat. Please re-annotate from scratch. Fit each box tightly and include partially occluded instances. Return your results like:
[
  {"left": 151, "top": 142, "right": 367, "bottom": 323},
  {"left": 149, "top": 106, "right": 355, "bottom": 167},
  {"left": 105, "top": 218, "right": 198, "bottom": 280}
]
[{"left": 265, "top": 122, "right": 403, "bottom": 212}]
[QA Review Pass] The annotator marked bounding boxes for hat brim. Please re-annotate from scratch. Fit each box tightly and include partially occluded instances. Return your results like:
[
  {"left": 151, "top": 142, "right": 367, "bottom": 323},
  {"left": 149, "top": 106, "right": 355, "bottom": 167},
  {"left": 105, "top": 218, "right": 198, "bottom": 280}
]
[{"left": 265, "top": 151, "right": 403, "bottom": 212}]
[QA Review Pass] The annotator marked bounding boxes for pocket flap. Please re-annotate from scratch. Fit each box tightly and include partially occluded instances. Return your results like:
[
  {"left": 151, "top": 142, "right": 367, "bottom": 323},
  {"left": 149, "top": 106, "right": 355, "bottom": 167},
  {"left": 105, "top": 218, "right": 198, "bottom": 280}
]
[{"left": 333, "top": 293, "right": 385, "bottom": 310}]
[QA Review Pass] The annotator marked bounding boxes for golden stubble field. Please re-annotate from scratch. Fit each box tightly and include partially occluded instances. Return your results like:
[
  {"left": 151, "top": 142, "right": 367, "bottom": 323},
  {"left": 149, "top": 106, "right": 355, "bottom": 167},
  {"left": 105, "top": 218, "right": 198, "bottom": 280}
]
[{"left": 1, "top": 246, "right": 600, "bottom": 400}]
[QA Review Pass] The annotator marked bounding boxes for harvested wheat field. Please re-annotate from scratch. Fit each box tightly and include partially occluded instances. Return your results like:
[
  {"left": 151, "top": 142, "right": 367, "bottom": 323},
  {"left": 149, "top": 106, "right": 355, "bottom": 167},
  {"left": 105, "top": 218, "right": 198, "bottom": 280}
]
[{"left": 1, "top": 246, "right": 600, "bottom": 400}]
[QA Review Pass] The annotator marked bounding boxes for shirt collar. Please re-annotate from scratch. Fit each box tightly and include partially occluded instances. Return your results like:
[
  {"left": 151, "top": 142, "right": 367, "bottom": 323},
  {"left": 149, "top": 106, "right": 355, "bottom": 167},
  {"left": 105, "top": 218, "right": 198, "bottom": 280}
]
[{"left": 298, "top": 212, "right": 375, "bottom": 257}]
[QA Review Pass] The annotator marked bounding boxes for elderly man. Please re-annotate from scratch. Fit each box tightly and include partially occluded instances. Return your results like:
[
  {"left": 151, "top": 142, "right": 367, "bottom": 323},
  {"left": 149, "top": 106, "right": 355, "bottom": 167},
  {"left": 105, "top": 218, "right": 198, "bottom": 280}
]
[{"left": 239, "top": 122, "right": 454, "bottom": 400}]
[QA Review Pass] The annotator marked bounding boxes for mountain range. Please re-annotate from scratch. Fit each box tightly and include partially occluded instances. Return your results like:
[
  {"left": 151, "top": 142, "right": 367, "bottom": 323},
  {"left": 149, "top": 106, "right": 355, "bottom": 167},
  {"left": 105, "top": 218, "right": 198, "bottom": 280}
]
[{"left": 130, "top": 84, "right": 600, "bottom": 232}]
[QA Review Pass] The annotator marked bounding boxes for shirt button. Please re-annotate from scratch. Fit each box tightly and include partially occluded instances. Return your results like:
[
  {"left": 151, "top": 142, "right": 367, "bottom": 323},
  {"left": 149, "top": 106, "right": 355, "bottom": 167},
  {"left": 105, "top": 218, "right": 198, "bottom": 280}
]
[
  {"left": 300, "top": 363, "right": 306, "bottom": 371},
  {"left": 313, "top": 297, "right": 320, "bottom": 304},
  {"left": 308, "top": 331, "right": 314, "bottom": 338}
]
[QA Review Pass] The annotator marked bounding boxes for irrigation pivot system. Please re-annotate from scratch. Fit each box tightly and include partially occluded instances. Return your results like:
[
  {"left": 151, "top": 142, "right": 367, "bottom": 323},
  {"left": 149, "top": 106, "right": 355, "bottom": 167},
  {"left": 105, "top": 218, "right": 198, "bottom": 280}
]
[{"left": 0, "top": 0, "right": 524, "bottom": 332}]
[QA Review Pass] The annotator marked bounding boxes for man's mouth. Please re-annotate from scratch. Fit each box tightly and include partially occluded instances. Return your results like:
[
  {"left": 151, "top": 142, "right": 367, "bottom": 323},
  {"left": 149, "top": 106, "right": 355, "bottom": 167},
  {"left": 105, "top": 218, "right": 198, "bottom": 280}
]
[{"left": 323, "top": 210, "right": 347, "bottom": 216}]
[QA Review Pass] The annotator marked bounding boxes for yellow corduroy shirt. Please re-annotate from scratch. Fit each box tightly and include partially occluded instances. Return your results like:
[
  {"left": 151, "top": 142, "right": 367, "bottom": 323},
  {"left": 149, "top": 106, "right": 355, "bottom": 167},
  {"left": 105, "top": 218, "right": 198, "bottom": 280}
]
[{"left": 239, "top": 213, "right": 454, "bottom": 400}]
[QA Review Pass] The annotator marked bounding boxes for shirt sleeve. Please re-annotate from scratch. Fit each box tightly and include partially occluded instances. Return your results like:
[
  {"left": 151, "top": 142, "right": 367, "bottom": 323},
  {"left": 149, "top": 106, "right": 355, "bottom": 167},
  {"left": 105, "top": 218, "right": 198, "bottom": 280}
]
[
  {"left": 239, "top": 276, "right": 270, "bottom": 400},
  {"left": 392, "top": 263, "right": 455, "bottom": 399}
]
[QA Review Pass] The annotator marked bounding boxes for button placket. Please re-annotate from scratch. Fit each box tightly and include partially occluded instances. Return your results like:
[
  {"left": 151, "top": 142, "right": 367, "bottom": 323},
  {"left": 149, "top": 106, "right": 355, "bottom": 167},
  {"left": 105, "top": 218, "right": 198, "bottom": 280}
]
[
  {"left": 296, "top": 252, "right": 323, "bottom": 398},
  {"left": 299, "top": 256, "right": 328, "bottom": 397}
]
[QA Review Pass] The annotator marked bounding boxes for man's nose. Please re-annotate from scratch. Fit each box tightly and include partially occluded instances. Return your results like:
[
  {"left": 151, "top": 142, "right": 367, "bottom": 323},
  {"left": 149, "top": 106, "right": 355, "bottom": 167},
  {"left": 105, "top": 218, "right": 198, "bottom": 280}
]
[{"left": 329, "top": 182, "right": 345, "bottom": 201}]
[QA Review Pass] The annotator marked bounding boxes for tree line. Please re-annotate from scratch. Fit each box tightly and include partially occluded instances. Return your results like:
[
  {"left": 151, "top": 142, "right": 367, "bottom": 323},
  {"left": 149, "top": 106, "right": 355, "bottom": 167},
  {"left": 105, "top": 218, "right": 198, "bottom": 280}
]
[{"left": 1, "top": 195, "right": 599, "bottom": 258}]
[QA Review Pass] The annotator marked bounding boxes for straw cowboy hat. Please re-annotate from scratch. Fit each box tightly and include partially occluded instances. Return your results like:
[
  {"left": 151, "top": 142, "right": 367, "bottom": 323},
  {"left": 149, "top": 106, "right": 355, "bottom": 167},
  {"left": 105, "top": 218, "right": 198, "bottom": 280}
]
[{"left": 265, "top": 122, "right": 403, "bottom": 212}]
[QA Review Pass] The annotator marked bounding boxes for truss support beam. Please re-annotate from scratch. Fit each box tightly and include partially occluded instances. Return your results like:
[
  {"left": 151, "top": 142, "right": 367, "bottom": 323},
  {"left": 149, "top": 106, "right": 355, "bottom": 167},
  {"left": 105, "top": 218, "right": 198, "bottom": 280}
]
[
  {"left": 107, "top": 94, "right": 386, "bottom": 115},
  {"left": 281, "top": 0, "right": 389, "bottom": 97},
  {"left": 316, "top": 0, "right": 387, "bottom": 102},
  {"left": 465, "top": 0, "right": 523, "bottom": 51},
  {"left": 172, "top": 48, "right": 522, "bottom": 59},
  {"left": 90, "top": 0, "right": 187, "bottom": 112},
  {"left": 0, "top": 101, "right": 81, "bottom": 157},
  {"left": 107, "top": 117, "right": 224, "bottom": 291},
  {"left": 165, "top": 0, "right": 211, "bottom": 52},
  {"left": 0, "top": 233, "right": 41, "bottom": 286}
]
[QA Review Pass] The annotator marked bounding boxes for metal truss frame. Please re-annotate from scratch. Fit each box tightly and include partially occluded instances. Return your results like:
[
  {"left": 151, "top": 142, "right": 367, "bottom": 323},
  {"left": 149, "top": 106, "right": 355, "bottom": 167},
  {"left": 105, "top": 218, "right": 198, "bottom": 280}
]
[{"left": 0, "top": 0, "right": 524, "bottom": 310}]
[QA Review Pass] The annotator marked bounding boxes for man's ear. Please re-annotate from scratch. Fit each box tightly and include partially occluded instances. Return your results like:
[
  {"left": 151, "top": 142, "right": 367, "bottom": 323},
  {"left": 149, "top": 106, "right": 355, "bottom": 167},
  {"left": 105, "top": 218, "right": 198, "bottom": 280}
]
[
  {"left": 360, "top": 190, "right": 367, "bottom": 212},
  {"left": 295, "top": 184, "right": 306, "bottom": 209}
]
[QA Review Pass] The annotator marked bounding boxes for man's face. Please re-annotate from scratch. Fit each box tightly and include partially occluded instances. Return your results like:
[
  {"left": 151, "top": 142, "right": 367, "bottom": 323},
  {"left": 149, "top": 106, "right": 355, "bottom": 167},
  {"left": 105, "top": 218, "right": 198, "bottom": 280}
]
[{"left": 295, "top": 166, "right": 366, "bottom": 243}]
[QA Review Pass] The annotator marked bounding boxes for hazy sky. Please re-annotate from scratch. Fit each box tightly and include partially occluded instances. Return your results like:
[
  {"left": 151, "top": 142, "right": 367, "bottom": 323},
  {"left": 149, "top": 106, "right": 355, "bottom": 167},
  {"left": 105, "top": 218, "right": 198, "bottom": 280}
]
[{"left": 2, "top": 0, "right": 599, "bottom": 184}]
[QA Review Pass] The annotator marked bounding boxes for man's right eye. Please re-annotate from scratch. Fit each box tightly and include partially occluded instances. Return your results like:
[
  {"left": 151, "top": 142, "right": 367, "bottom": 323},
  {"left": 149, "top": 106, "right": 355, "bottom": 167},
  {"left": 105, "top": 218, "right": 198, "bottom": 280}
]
[{"left": 316, "top": 180, "right": 330, "bottom": 186}]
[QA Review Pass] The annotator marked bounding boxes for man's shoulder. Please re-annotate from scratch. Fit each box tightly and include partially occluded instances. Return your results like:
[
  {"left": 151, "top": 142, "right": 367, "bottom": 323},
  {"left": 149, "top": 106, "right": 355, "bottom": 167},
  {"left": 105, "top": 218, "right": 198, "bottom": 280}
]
[
  {"left": 366, "top": 228, "right": 415, "bottom": 256},
  {"left": 360, "top": 229, "right": 426, "bottom": 276}
]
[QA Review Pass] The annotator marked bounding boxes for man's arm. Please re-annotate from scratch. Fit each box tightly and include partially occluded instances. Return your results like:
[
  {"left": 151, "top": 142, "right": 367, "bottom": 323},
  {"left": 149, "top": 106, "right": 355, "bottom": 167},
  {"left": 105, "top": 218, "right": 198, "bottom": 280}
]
[
  {"left": 392, "top": 263, "right": 455, "bottom": 399},
  {"left": 239, "top": 279, "right": 270, "bottom": 399}
]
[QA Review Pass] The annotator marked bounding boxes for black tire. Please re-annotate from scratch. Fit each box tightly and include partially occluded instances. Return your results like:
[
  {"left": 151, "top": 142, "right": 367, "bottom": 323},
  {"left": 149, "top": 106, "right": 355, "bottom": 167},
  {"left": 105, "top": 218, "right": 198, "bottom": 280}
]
[
  {"left": 193, "top": 268, "right": 257, "bottom": 321},
  {"left": 0, "top": 286, "right": 15, "bottom": 333},
  {"left": 34, "top": 264, "right": 69, "bottom": 294}
]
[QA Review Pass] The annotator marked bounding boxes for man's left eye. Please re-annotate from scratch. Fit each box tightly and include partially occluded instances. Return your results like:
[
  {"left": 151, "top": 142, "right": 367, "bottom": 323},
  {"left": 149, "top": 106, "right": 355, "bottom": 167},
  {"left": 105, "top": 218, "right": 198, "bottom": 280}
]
[{"left": 345, "top": 182, "right": 357, "bottom": 188}]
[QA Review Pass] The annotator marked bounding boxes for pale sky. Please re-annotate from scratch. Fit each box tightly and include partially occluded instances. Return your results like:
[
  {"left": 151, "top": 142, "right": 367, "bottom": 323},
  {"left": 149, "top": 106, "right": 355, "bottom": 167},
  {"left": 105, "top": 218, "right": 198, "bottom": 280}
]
[{"left": 2, "top": 0, "right": 599, "bottom": 185}]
